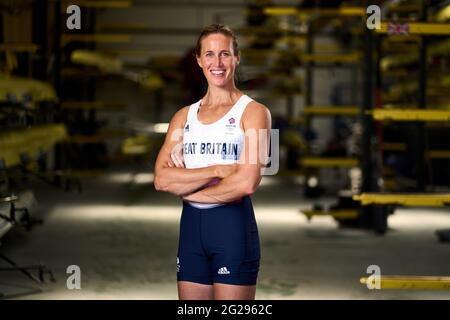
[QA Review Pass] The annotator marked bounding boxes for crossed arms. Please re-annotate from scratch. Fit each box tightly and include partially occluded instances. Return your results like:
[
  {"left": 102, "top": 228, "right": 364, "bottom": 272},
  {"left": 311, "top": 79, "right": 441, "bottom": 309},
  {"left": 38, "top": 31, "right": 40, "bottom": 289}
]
[{"left": 154, "top": 102, "right": 271, "bottom": 204}]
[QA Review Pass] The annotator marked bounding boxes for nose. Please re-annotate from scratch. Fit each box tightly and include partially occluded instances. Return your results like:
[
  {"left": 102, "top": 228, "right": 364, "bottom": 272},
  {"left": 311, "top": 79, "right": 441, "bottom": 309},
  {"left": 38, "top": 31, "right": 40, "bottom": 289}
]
[{"left": 213, "top": 55, "right": 223, "bottom": 67}]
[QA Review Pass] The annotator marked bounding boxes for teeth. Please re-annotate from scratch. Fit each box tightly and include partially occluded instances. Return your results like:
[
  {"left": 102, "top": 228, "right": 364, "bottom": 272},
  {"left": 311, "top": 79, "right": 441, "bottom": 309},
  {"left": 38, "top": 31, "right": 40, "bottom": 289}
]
[{"left": 211, "top": 70, "right": 225, "bottom": 75}]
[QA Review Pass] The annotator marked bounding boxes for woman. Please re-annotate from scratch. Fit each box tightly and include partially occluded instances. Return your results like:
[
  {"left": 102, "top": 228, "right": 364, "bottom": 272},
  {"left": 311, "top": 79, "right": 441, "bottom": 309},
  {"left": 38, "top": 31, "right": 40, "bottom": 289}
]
[{"left": 154, "top": 24, "right": 271, "bottom": 300}]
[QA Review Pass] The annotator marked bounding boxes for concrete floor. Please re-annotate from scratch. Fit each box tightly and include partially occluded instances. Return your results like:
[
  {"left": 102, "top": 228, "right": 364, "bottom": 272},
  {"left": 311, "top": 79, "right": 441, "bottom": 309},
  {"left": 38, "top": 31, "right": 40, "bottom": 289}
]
[{"left": 1, "top": 168, "right": 449, "bottom": 299}]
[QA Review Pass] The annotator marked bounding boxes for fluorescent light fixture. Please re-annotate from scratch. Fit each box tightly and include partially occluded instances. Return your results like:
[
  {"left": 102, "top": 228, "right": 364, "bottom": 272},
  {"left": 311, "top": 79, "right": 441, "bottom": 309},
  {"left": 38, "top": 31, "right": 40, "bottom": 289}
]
[
  {"left": 152, "top": 123, "right": 169, "bottom": 133},
  {"left": 133, "top": 173, "right": 154, "bottom": 184},
  {"left": 126, "top": 121, "right": 168, "bottom": 134}
]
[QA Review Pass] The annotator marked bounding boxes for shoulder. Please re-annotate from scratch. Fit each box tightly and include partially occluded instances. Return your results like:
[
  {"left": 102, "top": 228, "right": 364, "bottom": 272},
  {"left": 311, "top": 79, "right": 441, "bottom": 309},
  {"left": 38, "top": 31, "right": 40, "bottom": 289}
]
[
  {"left": 173, "top": 105, "right": 190, "bottom": 120},
  {"left": 243, "top": 100, "right": 271, "bottom": 121},
  {"left": 169, "top": 105, "right": 190, "bottom": 127},
  {"left": 242, "top": 100, "right": 271, "bottom": 129},
  {"left": 164, "top": 106, "right": 190, "bottom": 141}
]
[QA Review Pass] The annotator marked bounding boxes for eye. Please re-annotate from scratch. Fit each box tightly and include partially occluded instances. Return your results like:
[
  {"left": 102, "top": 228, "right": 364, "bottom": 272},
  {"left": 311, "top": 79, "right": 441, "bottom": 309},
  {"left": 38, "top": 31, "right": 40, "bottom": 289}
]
[
  {"left": 205, "top": 52, "right": 213, "bottom": 57},
  {"left": 221, "top": 52, "right": 231, "bottom": 57}
]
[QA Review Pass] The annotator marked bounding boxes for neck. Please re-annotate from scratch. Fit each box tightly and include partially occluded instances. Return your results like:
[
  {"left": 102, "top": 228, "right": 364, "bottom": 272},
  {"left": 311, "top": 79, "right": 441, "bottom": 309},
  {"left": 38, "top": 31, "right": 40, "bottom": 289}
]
[{"left": 202, "top": 83, "right": 241, "bottom": 106}]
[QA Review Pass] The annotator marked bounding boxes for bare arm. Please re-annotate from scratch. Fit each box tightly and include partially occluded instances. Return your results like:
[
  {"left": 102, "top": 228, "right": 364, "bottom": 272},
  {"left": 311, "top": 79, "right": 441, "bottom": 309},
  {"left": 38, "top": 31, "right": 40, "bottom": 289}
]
[
  {"left": 182, "top": 102, "right": 271, "bottom": 203},
  {"left": 153, "top": 107, "right": 236, "bottom": 196}
]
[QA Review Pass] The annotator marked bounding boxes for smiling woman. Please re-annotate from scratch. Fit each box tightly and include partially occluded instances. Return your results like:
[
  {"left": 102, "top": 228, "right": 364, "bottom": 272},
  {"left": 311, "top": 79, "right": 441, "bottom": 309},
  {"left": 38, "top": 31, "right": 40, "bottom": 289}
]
[
  {"left": 194, "top": 26, "right": 240, "bottom": 88},
  {"left": 154, "top": 24, "right": 271, "bottom": 300}
]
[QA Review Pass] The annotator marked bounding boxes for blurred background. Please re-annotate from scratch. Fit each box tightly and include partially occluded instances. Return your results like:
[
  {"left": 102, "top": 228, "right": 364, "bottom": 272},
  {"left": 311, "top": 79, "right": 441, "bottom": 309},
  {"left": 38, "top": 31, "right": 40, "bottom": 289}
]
[{"left": 0, "top": 0, "right": 449, "bottom": 299}]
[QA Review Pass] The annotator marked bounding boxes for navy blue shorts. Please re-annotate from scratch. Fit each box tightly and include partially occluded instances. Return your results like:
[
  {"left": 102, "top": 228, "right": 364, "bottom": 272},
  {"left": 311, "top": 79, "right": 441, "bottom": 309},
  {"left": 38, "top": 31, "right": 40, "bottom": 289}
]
[{"left": 177, "top": 196, "right": 260, "bottom": 286}]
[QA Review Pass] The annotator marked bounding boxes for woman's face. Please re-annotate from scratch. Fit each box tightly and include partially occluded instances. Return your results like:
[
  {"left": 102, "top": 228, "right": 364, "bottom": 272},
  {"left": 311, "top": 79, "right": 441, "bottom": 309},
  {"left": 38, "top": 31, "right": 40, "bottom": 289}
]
[{"left": 196, "top": 33, "right": 240, "bottom": 88}]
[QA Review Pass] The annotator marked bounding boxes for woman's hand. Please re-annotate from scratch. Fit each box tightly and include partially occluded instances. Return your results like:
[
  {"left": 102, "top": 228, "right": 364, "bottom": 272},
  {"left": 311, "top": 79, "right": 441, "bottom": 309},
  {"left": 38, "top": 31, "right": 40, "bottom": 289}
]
[
  {"left": 214, "top": 164, "right": 238, "bottom": 179},
  {"left": 169, "top": 143, "right": 184, "bottom": 168}
]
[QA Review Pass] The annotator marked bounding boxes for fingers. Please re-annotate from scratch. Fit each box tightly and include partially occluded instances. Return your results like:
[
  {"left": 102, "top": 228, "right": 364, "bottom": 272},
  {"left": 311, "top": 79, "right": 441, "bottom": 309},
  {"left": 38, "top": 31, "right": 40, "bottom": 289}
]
[
  {"left": 169, "top": 143, "right": 185, "bottom": 168},
  {"left": 171, "top": 152, "right": 184, "bottom": 168},
  {"left": 170, "top": 153, "right": 180, "bottom": 167}
]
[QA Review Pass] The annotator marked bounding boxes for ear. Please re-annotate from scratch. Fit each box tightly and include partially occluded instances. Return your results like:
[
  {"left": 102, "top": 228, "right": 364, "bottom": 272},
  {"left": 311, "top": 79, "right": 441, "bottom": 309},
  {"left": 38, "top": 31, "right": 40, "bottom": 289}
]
[
  {"left": 196, "top": 55, "right": 203, "bottom": 68},
  {"left": 236, "top": 54, "right": 240, "bottom": 66}
]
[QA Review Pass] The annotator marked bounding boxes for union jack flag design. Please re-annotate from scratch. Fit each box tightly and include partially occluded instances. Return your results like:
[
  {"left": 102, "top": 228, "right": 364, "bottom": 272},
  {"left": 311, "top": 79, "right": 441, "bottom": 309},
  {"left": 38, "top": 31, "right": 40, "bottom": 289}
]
[{"left": 387, "top": 23, "right": 410, "bottom": 35}]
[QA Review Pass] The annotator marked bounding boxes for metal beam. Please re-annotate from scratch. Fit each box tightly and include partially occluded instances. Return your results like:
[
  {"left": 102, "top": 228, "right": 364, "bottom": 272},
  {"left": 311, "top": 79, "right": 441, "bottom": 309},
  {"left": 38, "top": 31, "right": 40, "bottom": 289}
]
[
  {"left": 263, "top": 6, "right": 365, "bottom": 17},
  {"left": 303, "top": 106, "right": 359, "bottom": 116},
  {"left": 371, "top": 109, "right": 450, "bottom": 122},
  {"left": 132, "top": 0, "right": 252, "bottom": 7},
  {"left": 353, "top": 193, "right": 450, "bottom": 206},
  {"left": 360, "top": 276, "right": 450, "bottom": 289},
  {"left": 299, "top": 157, "right": 359, "bottom": 168},
  {"left": 62, "top": 1, "right": 132, "bottom": 8}
]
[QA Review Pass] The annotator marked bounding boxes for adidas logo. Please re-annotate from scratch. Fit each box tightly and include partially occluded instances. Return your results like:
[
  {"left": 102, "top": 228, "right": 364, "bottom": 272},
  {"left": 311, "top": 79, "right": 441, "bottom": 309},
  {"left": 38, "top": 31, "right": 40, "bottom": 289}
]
[{"left": 217, "top": 267, "right": 230, "bottom": 275}]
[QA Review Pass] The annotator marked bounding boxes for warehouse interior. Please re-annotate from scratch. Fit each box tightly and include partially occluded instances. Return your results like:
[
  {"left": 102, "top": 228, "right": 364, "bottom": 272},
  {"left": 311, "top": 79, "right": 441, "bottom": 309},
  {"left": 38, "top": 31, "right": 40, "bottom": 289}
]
[{"left": 0, "top": 0, "right": 449, "bottom": 299}]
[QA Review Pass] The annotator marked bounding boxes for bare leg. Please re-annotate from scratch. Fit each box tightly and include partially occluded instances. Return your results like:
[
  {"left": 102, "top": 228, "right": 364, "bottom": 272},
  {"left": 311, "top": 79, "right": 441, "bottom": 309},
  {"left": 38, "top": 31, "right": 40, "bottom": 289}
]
[
  {"left": 213, "top": 283, "right": 256, "bottom": 300},
  {"left": 178, "top": 281, "right": 214, "bottom": 300}
]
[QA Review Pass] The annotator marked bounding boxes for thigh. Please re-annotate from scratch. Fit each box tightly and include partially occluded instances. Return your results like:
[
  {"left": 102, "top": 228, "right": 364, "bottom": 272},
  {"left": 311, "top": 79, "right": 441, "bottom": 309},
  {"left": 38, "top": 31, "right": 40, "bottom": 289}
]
[
  {"left": 204, "top": 200, "right": 260, "bottom": 262},
  {"left": 214, "top": 283, "right": 256, "bottom": 300},
  {"left": 178, "top": 281, "right": 214, "bottom": 300},
  {"left": 178, "top": 203, "right": 213, "bottom": 285},
  {"left": 203, "top": 201, "right": 260, "bottom": 286}
]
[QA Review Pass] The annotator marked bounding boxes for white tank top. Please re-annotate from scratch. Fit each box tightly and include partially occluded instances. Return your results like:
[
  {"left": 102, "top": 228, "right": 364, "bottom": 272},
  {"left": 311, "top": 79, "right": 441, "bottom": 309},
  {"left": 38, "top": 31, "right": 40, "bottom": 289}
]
[{"left": 182, "top": 94, "right": 253, "bottom": 209}]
